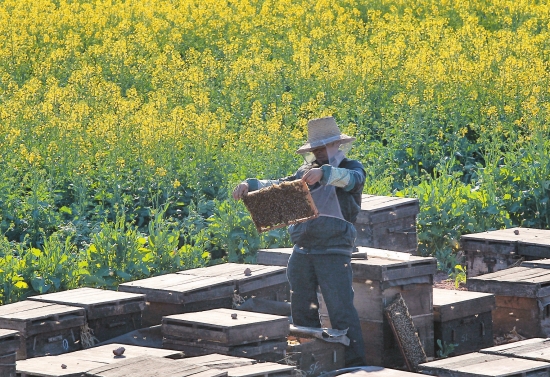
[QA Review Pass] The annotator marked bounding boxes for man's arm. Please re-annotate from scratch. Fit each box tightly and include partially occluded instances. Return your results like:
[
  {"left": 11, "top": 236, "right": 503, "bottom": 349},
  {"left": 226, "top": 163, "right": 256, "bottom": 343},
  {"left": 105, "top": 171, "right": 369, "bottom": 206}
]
[{"left": 319, "top": 160, "right": 366, "bottom": 192}]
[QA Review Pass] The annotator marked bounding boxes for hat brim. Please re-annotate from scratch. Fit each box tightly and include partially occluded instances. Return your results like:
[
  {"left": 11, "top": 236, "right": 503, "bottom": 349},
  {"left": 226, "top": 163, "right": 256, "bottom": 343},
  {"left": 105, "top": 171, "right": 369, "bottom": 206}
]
[{"left": 296, "top": 134, "right": 355, "bottom": 154}]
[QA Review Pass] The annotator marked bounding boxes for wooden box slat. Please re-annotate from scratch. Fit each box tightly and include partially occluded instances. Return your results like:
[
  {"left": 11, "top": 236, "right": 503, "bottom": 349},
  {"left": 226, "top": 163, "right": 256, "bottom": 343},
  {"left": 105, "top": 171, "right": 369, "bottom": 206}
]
[
  {"left": 0, "top": 329, "right": 19, "bottom": 377},
  {"left": 161, "top": 308, "right": 289, "bottom": 346},
  {"left": 418, "top": 352, "right": 550, "bottom": 377},
  {"left": 480, "top": 338, "right": 550, "bottom": 362},
  {"left": 522, "top": 259, "right": 550, "bottom": 269},
  {"left": 337, "top": 367, "right": 425, "bottom": 376},
  {"left": 15, "top": 343, "right": 183, "bottom": 377},
  {"left": 225, "top": 362, "right": 294, "bottom": 377},
  {"left": 433, "top": 289, "right": 495, "bottom": 322},
  {"left": 467, "top": 267, "right": 550, "bottom": 298},
  {"left": 184, "top": 353, "right": 255, "bottom": 369},
  {"left": 286, "top": 336, "right": 345, "bottom": 376},
  {"left": 28, "top": 288, "right": 146, "bottom": 320},
  {"left": 256, "top": 248, "right": 292, "bottom": 267},
  {"left": 86, "top": 356, "right": 226, "bottom": 377}
]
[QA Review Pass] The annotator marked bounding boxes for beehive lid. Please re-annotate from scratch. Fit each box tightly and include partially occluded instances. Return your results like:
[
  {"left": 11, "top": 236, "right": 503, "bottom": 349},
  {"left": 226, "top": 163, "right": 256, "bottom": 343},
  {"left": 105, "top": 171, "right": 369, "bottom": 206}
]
[
  {"left": 522, "top": 259, "right": 550, "bottom": 269},
  {"left": 28, "top": 288, "right": 146, "bottom": 320},
  {"left": 184, "top": 353, "right": 255, "bottom": 369},
  {"left": 225, "top": 362, "right": 295, "bottom": 377},
  {"left": 161, "top": 308, "right": 289, "bottom": 346},
  {"left": 177, "top": 263, "right": 288, "bottom": 294},
  {"left": 0, "top": 300, "right": 85, "bottom": 336},
  {"left": 86, "top": 356, "right": 226, "bottom": 377},
  {"left": 242, "top": 180, "right": 318, "bottom": 232},
  {"left": 15, "top": 343, "right": 183, "bottom": 377},
  {"left": 355, "top": 195, "right": 419, "bottom": 224},
  {"left": 467, "top": 267, "right": 550, "bottom": 298},
  {"left": 118, "top": 273, "right": 236, "bottom": 304},
  {"left": 351, "top": 247, "right": 437, "bottom": 281},
  {"left": 480, "top": 338, "right": 550, "bottom": 362},
  {"left": 418, "top": 352, "right": 550, "bottom": 376},
  {"left": 256, "top": 248, "right": 293, "bottom": 267},
  {"left": 433, "top": 288, "right": 495, "bottom": 322}
]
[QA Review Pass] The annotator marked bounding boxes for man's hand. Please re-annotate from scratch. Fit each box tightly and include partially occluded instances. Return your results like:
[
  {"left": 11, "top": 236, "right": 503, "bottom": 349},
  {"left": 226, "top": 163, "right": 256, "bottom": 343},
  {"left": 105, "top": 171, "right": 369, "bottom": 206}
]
[
  {"left": 302, "top": 168, "right": 324, "bottom": 185},
  {"left": 232, "top": 182, "right": 249, "bottom": 200}
]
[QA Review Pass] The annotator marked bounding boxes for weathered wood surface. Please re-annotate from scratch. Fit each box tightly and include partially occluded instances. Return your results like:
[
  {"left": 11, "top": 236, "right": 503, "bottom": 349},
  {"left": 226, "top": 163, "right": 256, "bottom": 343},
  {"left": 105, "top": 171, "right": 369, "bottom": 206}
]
[
  {"left": 225, "top": 362, "right": 294, "bottom": 377},
  {"left": 467, "top": 267, "right": 550, "bottom": 298},
  {"left": 434, "top": 310, "right": 493, "bottom": 357},
  {"left": 183, "top": 354, "right": 255, "bottom": 369},
  {"left": 0, "top": 329, "right": 19, "bottom": 377},
  {"left": 418, "top": 352, "right": 550, "bottom": 377},
  {"left": 16, "top": 344, "right": 183, "bottom": 377},
  {"left": 522, "top": 259, "right": 550, "bottom": 269},
  {"left": 350, "top": 248, "right": 436, "bottom": 282},
  {"left": 337, "top": 367, "right": 425, "bottom": 376},
  {"left": 355, "top": 195, "right": 419, "bottom": 225},
  {"left": 433, "top": 289, "right": 495, "bottom": 322},
  {"left": 162, "top": 308, "right": 289, "bottom": 346},
  {"left": 163, "top": 338, "right": 287, "bottom": 360},
  {"left": 480, "top": 338, "right": 550, "bottom": 362},
  {"left": 177, "top": 263, "right": 288, "bottom": 296},
  {"left": 287, "top": 337, "right": 345, "bottom": 377},
  {"left": 119, "top": 274, "right": 236, "bottom": 305},
  {"left": 86, "top": 356, "right": 227, "bottom": 377},
  {"left": 491, "top": 295, "right": 549, "bottom": 338},
  {"left": 28, "top": 288, "right": 146, "bottom": 320},
  {"left": 256, "top": 248, "right": 292, "bottom": 267}
]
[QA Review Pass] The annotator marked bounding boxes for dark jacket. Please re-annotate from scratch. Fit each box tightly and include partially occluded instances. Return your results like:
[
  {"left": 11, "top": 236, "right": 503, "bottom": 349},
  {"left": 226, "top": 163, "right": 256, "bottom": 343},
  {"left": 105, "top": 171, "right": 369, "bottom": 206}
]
[{"left": 246, "top": 158, "right": 366, "bottom": 256}]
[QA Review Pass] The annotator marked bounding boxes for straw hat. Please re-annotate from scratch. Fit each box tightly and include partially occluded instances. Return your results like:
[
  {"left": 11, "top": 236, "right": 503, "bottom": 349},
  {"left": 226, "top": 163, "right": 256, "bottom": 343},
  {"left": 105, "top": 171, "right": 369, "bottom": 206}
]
[{"left": 296, "top": 116, "right": 355, "bottom": 154}]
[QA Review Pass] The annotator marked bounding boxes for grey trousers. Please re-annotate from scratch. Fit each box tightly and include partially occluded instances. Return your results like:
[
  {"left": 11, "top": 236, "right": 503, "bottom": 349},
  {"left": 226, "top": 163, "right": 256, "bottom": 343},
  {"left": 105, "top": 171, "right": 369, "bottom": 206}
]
[{"left": 287, "top": 252, "right": 367, "bottom": 366}]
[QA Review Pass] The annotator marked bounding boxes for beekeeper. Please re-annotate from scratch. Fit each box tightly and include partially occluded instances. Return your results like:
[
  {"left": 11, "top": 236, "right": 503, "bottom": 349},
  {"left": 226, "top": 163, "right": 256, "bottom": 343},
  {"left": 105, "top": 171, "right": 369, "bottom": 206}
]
[{"left": 233, "top": 116, "right": 367, "bottom": 367}]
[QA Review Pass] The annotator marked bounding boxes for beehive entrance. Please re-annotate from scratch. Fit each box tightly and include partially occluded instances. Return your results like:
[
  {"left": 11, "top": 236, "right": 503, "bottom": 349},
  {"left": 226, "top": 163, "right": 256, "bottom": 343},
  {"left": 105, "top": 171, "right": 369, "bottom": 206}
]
[{"left": 242, "top": 180, "right": 318, "bottom": 232}]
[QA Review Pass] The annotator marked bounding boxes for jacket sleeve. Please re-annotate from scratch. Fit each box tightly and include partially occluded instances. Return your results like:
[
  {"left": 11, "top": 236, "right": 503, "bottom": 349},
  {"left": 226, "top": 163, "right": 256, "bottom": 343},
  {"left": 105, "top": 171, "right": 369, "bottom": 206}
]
[
  {"left": 245, "top": 172, "right": 300, "bottom": 192},
  {"left": 319, "top": 160, "right": 366, "bottom": 192}
]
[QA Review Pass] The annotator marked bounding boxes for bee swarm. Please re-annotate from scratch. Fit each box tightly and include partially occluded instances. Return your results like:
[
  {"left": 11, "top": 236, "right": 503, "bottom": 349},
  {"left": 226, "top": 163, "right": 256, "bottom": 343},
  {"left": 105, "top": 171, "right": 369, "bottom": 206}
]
[{"left": 242, "top": 180, "right": 318, "bottom": 232}]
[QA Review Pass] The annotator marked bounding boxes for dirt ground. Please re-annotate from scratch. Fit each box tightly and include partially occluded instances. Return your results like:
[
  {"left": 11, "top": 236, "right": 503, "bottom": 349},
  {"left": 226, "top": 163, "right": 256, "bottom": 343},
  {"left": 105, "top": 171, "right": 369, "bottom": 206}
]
[{"left": 432, "top": 271, "right": 467, "bottom": 291}]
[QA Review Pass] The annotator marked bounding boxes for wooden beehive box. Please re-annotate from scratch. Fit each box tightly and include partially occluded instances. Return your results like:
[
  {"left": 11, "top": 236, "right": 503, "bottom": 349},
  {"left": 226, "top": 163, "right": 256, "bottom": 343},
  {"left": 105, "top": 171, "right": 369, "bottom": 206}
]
[
  {"left": 433, "top": 288, "right": 495, "bottom": 356},
  {"left": 461, "top": 227, "right": 550, "bottom": 277},
  {"left": 522, "top": 259, "right": 550, "bottom": 269},
  {"left": 0, "top": 329, "right": 20, "bottom": 377},
  {"left": 354, "top": 195, "right": 419, "bottom": 254},
  {"left": 242, "top": 180, "right": 318, "bottom": 232},
  {"left": 256, "top": 248, "right": 293, "bottom": 267},
  {"left": 467, "top": 266, "right": 550, "bottom": 339},
  {"left": 225, "top": 362, "right": 295, "bottom": 377},
  {"left": 286, "top": 326, "right": 345, "bottom": 376},
  {"left": 178, "top": 263, "right": 290, "bottom": 302},
  {"left": 86, "top": 356, "right": 227, "bottom": 377},
  {"left": 418, "top": 352, "right": 550, "bottom": 377},
  {"left": 119, "top": 274, "right": 236, "bottom": 326},
  {"left": 28, "top": 288, "right": 146, "bottom": 343},
  {"left": 162, "top": 308, "right": 289, "bottom": 362},
  {"left": 318, "top": 247, "right": 436, "bottom": 368},
  {"left": 15, "top": 343, "right": 183, "bottom": 377},
  {"left": 0, "top": 300, "right": 85, "bottom": 360}
]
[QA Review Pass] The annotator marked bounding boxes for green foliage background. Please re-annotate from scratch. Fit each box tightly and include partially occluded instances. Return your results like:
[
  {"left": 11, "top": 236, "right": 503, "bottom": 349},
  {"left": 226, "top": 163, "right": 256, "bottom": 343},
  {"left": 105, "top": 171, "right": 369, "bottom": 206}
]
[{"left": 0, "top": 0, "right": 548, "bottom": 303}]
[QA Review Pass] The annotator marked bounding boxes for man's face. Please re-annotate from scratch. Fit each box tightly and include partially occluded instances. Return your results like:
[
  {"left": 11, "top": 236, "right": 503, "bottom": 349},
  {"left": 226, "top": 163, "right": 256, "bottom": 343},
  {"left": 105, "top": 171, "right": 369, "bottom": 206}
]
[{"left": 311, "top": 146, "right": 328, "bottom": 163}]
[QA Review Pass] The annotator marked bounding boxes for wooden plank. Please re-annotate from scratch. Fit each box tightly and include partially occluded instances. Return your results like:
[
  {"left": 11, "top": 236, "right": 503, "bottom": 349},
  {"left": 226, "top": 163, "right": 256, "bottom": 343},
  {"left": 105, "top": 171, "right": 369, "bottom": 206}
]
[
  {"left": 162, "top": 338, "right": 287, "bottom": 360},
  {"left": 337, "top": 366, "right": 427, "bottom": 376},
  {"left": 225, "top": 362, "right": 294, "bottom": 377},
  {"left": 16, "top": 344, "right": 184, "bottom": 377},
  {"left": 480, "top": 338, "right": 550, "bottom": 362},
  {"left": 287, "top": 337, "right": 345, "bottom": 376},
  {"left": 86, "top": 356, "right": 226, "bottom": 377},
  {"left": 183, "top": 354, "right": 255, "bottom": 369},
  {"left": 434, "top": 311, "right": 494, "bottom": 356},
  {"left": 467, "top": 267, "right": 550, "bottom": 298},
  {"left": 433, "top": 289, "right": 495, "bottom": 322},
  {"left": 28, "top": 288, "right": 146, "bottom": 320},
  {"left": 418, "top": 352, "right": 550, "bottom": 376},
  {"left": 119, "top": 274, "right": 236, "bottom": 305},
  {"left": 161, "top": 309, "right": 289, "bottom": 346},
  {"left": 522, "top": 259, "right": 550, "bottom": 269},
  {"left": 350, "top": 253, "right": 436, "bottom": 282}
]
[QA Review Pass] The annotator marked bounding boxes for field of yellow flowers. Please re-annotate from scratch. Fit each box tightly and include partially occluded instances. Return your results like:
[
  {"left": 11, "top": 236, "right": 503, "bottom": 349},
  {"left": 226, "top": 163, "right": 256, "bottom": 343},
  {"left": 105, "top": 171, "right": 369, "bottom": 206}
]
[{"left": 0, "top": 0, "right": 548, "bottom": 302}]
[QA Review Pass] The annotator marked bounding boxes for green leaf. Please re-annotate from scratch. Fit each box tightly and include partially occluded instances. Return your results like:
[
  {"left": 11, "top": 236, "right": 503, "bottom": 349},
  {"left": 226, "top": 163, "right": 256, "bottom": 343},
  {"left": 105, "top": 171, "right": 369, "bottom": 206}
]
[{"left": 59, "top": 206, "right": 72, "bottom": 215}]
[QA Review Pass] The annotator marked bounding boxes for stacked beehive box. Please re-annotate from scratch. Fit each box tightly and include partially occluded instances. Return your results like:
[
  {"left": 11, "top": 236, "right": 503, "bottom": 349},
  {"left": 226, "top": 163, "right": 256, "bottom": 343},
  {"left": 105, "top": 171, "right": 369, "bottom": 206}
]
[
  {"left": 28, "top": 288, "right": 146, "bottom": 344},
  {"left": 0, "top": 300, "right": 85, "bottom": 360},
  {"left": 177, "top": 263, "right": 290, "bottom": 303},
  {"left": 354, "top": 195, "right": 419, "bottom": 254},
  {"left": 467, "top": 266, "right": 550, "bottom": 339},
  {"left": 0, "top": 329, "right": 19, "bottom": 377},
  {"left": 318, "top": 247, "right": 436, "bottom": 368},
  {"left": 432, "top": 288, "right": 495, "bottom": 356},
  {"left": 162, "top": 308, "right": 289, "bottom": 362},
  {"left": 119, "top": 273, "right": 236, "bottom": 326},
  {"left": 461, "top": 227, "right": 550, "bottom": 277}
]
